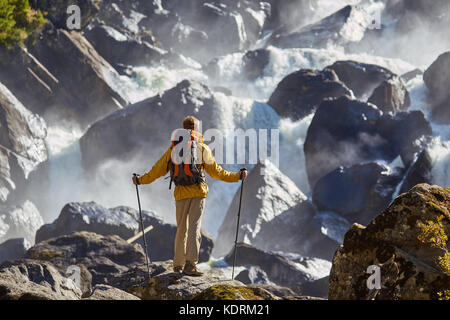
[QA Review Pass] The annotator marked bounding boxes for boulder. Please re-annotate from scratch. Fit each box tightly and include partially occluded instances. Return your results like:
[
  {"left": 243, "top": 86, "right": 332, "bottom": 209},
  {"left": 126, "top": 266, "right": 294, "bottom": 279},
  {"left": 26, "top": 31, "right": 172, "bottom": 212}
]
[
  {"left": 214, "top": 160, "right": 307, "bottom": 258},
  {"left": 424, "top": 52, "right": 450, "bottom": 124},
  {"left": 224, "top": 243, "right": 331, "bottom": 298},
  {"left": 27, "top": 24, "right": 129, "bottom": 128},
  {"left": 327, "top": 61, "right": 395, "bottom": 99},
  {"left": 368, "top": 76, "right": 411, "bottom": 113},
  {"left": 268, "top": 68, "right": 352, "bottom": 121},
  {"left": 242, "top": 49, "right": 271, "bottom": 81},
  {"left": 303, "top": 95, "right": 431, "bottom": 189},
  {"left": 0, "top": 46, "right": 61, "bottom": 124},
  {"left": 30, "top": 0, "right": 99, "bottom": 30},
  {"left": 0, "top": 259, "right": 82, "bottom": 300},
  {"left": 399, "top": 149, "right": 433, "bottom": 194},
  {"left": 329, "top": 184, "right": 450, "bottom": 300},
  {"left": 0, "top": 238, "right": 29, "bottom": 264},
  {"left": 0, "top": 81, "right": 48, "bottom": 203},
  {"left": 246, "top": 284, "right": 297, "bottom": 300},
  {"left": 107, "top": 264, "right": 166, "bottom": 293},
  {"left": 84, "top": 24, "right": 166, "bottom": 67},
  {"left": 0, "top": 201, "right": 43, "bottom": 245},
  {"left": 313, "top": 162, "right": 404, "bottom": 225},
  {"left": 193, "top": 284, "right": 278, "bottom": 300},
  {"left": 79, "top": 80, "right": 218, "bottom": 171},
  {"left": 84, "top": 284, "right": 141, "bottom": 300},
  {"left": 269, "top": 6, "right": 374, "bottom": 50},
  {"left": 27, "top": 231, "right": 147, "bottom": 286},
  {"left": 251, "top": 201, "right": 339, "bottom": 261},
  {"left": 35, "top": 202, "right": 214, "bottom": 263},
  {"left": 130, "top": 269, "right": 245, "bottom": 300},
  {"left": 235, "top": 266, "right": 272, "bottom": 285}
]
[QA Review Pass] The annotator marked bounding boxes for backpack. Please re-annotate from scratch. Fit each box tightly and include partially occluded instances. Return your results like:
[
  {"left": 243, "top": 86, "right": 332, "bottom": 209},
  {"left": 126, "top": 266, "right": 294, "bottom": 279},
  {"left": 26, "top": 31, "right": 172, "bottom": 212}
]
[{"left": 167, "top": 130, "right": 205, "bottom": 189}]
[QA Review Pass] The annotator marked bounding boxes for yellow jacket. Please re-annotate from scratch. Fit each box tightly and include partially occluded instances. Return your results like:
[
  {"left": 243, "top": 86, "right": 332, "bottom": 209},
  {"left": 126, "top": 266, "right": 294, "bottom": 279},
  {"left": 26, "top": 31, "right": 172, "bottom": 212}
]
[{"left": 139, "top": 143, "right": 240, "bottom": 201}]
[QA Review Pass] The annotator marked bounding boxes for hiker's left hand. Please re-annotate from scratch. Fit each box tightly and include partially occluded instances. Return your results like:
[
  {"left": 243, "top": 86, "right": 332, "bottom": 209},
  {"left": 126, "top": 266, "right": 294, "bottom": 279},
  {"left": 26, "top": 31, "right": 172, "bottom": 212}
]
[
  {"left": 240, "top": 169, "right": 247, "bottom": 181},
  {"left": 132, "top": 175, "right": 140, "bottom": 185}
]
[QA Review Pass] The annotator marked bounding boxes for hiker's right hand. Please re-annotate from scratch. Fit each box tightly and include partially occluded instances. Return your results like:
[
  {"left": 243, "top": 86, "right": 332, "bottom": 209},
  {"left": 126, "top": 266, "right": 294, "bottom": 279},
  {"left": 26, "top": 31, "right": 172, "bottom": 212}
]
[
  {"left": 239, "top": 169, "right": 247, "bottom": 181},
  {"left": 132, "top": 175, "right": 140, "bottom": 185}
]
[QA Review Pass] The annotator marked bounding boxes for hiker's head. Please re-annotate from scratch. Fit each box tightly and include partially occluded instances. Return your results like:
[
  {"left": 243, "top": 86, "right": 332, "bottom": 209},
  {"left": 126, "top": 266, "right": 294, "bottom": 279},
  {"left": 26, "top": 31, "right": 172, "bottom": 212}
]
[{"left": 183, "top": 116, "right": 200, "bottom": 132}]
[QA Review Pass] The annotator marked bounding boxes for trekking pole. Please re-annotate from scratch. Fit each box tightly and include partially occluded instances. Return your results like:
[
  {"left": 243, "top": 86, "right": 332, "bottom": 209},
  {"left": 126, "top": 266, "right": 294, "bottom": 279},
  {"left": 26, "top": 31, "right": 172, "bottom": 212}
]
[
  {"left": 133, "top": 174, "right": 151, "bottom": 281},
  {"left": 232, "top": 168, "right": 246, "bottom": 280}
]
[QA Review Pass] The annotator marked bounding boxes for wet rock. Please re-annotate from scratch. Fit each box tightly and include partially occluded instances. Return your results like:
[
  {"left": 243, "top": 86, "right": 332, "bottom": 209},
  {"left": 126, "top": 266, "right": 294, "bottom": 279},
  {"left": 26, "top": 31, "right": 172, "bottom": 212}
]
[
  {"left": 368, "top": 76, "right": 411, "bottom": 113},
  {"left": 303, "top": 95, "right": 431, "bottom": 189},
  {"left": 399, "top": 149, "right": 433, "bottom": 194},
  {"left": 327, "top": 60, "right": 395, "bottom": 99},
  {"left": 214, "top": 160, "right": 307, "bottom": 258},
  {"left": 0, "top": 259, "right": 82, "bottom": 300},
  {"left": 424, "top": 52, "right": 450, "bottom": 124},
  {"left": 0, "top": 81, "right": 48, "bottom": 204},
  {"left": 28, "top": 24, "right": 129, "bottom": 128},
  {"left": 329, "top": 184, "right": 450, "bottom": 300},
  {"left": 268, "top": 68, "right": 351, "bottom": 121},
  {"left": 269, "top": 6, "right": 374, "bottom": 50},
  {"left": 313, "top": 162, "right": 404, "bottom": 225},
  {"left": 84, "top": 24, "right": 166, "bottom": 67},
  {"left": 79, "top": 80, "right": 218, "bottom": 171},
  {"left": 242, "top": 49, "right": 271, "bottom": 81}
]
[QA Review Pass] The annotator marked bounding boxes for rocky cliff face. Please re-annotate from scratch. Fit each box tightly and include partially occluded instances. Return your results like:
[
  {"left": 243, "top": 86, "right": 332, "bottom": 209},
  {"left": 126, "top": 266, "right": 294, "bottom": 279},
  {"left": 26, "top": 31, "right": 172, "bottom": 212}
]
[{"left": 329, "top": 184, "right": 450, "bottom": 300}]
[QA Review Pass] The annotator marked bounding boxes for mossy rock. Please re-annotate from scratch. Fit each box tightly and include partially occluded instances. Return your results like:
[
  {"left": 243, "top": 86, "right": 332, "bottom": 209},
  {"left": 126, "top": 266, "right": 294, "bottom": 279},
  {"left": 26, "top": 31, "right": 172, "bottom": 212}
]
[
  {"left": 329, "top": 184, "right": 450, "bottom": 300},
  {"left": 193, "top": 285, "right": 277, "bottom": 300}
]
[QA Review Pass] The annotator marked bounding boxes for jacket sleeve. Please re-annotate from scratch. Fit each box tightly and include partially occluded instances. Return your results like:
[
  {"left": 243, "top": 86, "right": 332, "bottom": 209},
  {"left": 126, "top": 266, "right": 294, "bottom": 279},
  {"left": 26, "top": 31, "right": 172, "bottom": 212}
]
[
  {"left": 139, "top": 147, "right": 172, "bottom": 185},
  {"left": 202, "top": 144, "right": 240, "bottom": 183}
]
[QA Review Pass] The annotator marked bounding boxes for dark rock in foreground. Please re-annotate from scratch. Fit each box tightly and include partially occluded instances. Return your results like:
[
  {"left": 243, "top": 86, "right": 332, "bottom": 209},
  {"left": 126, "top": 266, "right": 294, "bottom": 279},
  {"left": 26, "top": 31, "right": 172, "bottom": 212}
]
[
  {"left": 329, "top": 184, "right": 450, "bottom": 300},
  {"left": 84, "top": 284, "right": 140, "bottom": 300},
  {"left": 0, "top": 259, "right": 82, "bottom": 300},
  {"left": 224, "top": 243, "right": 330, "bottom": 298},
  {"left": 36, "top": 202, "right": 214, "bottom": 263},
  {"left": 27, "top": 231, "right": 147, "bottom": 286}
]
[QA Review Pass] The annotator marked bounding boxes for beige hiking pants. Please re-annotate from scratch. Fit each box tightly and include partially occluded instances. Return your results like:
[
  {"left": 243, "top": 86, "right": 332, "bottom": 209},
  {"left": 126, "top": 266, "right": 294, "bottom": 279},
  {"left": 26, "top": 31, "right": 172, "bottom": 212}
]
[{"left": 173, "top": 197, "right": 206, "bottom": 268}]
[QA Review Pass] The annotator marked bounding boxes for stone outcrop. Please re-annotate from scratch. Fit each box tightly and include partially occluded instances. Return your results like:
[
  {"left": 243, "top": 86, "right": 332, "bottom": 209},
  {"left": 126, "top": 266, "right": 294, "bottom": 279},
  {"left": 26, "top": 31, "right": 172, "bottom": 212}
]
[
  {"left": 35, "top": 202, "right": 214, "bottom": 263},
  {"left": 214, "top": 160, "right": 307, "bottom": 258},
  {"left": 0, "top": 259, "right": 82, "bottom": 300},
  {"left": 329, "top": 184, "right": 450, "bottom": 300}
]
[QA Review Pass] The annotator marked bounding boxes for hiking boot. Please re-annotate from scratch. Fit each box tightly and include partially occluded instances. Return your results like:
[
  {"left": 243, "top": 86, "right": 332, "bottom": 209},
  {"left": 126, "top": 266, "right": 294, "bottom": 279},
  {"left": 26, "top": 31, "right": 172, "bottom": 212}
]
[
  {"left": 183, "top": 261, "right": 203, "bottom": 276},
  {"left": 173, "top": 266, "right": 183, "bottom": 274}
]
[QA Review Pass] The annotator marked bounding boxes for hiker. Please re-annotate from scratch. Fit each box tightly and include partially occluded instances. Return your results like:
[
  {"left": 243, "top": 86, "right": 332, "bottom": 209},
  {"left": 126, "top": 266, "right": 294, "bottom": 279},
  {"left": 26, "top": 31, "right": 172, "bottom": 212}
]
[{"left": 132, "top": 116, "right": 247, "bottom": 276}]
